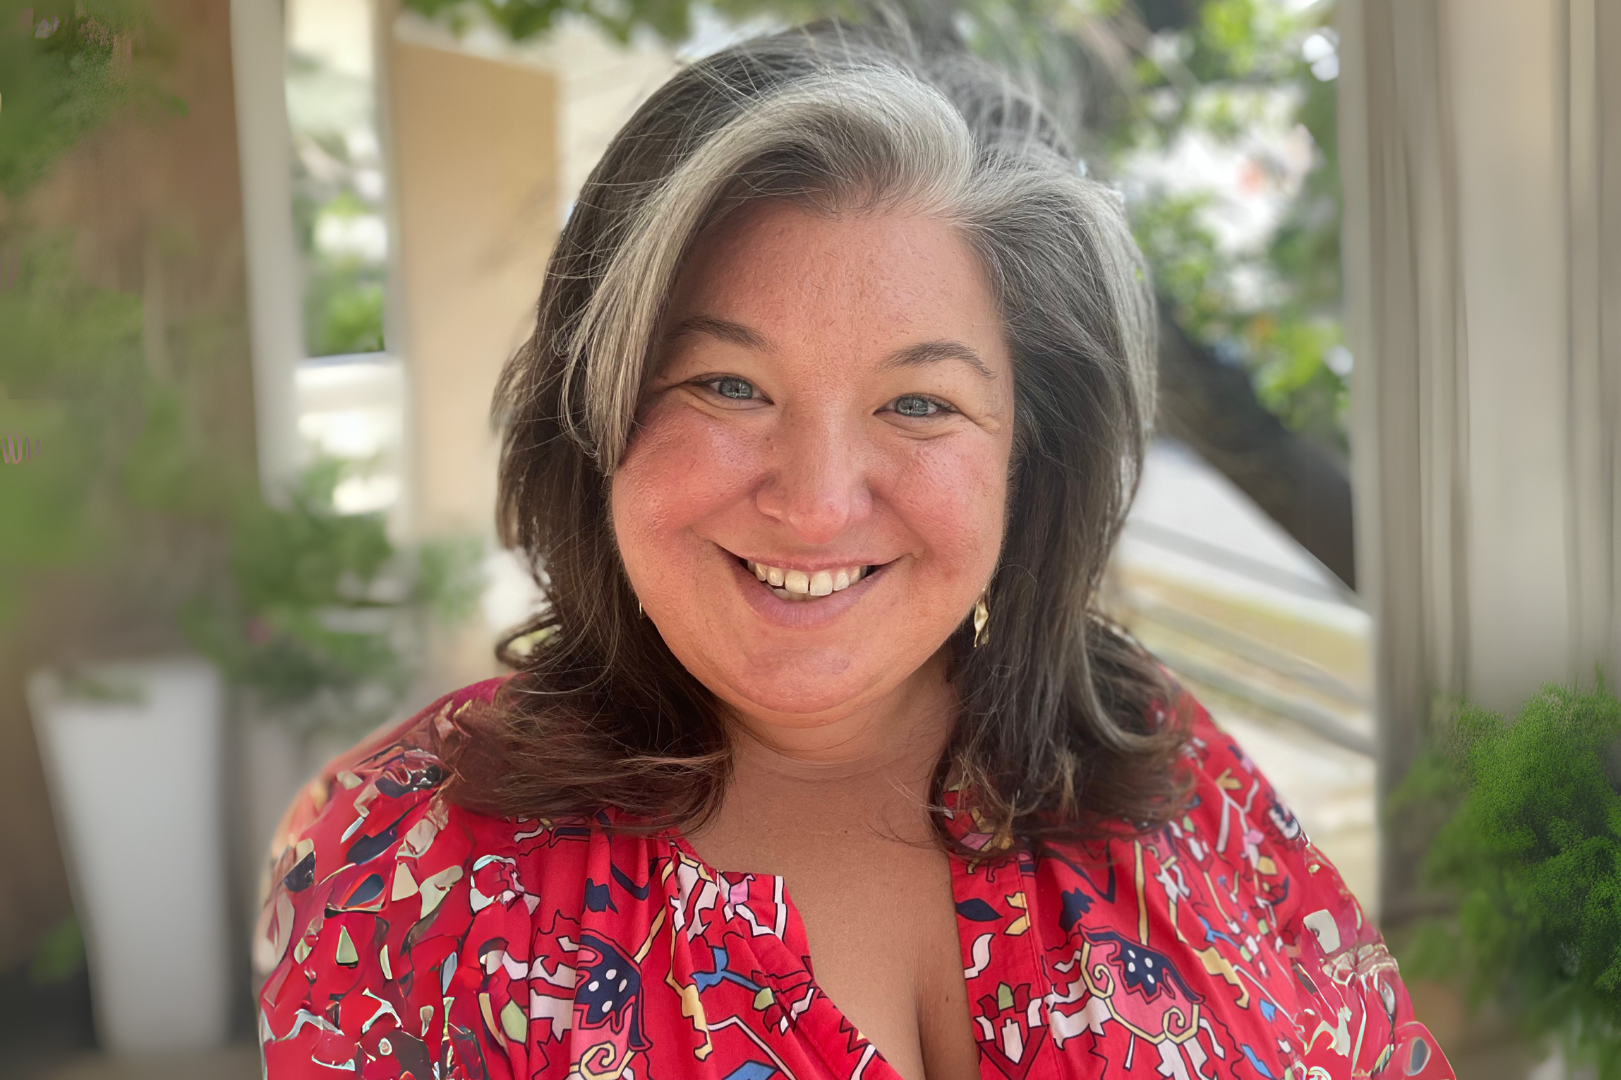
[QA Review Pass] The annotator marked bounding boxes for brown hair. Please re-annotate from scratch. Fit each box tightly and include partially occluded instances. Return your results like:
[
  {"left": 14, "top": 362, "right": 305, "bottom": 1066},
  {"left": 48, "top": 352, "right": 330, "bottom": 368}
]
[{"left": 445, "top": 21, "right": 1190, "bottom": 853}]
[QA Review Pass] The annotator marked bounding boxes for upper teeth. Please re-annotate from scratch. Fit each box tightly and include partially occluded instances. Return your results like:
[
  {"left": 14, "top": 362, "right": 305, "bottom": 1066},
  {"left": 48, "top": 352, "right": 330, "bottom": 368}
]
[{"left": 746, "top": 561, "right": 868, "bottom": 599}]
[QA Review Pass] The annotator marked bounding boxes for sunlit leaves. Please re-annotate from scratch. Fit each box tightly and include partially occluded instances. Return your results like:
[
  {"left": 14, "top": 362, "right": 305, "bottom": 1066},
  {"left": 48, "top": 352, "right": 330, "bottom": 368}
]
[
  {"left": 1117, "top": 1, "right": 1344, "bottom": 448},
  {"left": 402, "top": 0, "right": 699, "bottom": 43}
]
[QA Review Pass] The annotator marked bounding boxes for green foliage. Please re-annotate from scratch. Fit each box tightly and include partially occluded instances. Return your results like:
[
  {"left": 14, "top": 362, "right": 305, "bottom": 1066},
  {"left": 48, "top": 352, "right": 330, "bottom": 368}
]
[
  {"left": 399, "top": 0, "right": 863, "bottom": 44},
  {"left": 1246, "top": 314, "right": 1343, "bottom": 436},
  {"left": 1269, "top": 69, "right": 1340, "bottom": 308},
  {"left": 1129, "top": 185, "right": 1346, "bottom": 444},
  {"left": 1391, "top": 683, "right": 1621, "bottom": 1075},
  {"left": 183, "top": 460, "right": 483, "bottom": 734},
  {"left": 307, "top": 266, "right": 384, "bottom": 356},
  {"left": 1120, "top": 1, "right": 1348, "bottom": 448},
  {"left": 1122, "top": 0, "right": 1315, "bottom": 142},
  {"left": 0, "top": 235, "right": 201, "bottom": 621},
  {"left": 1188, "top": 0, "right": 1298, "bottom": 81},
  {"left": 288, "top": 134, "right": 387, "bottom": 356},
  {"left": 1131, "top": 192, "right": 1230, "bottom": 335},
  {"left": 0, "top": 0, "right": 182, "bottom": 201},
  {"left": 402, "top": 0, "right": 698, "bottom": 44},
  {"left": 27, "top": 915, "right": 84, "bottom": 985}
]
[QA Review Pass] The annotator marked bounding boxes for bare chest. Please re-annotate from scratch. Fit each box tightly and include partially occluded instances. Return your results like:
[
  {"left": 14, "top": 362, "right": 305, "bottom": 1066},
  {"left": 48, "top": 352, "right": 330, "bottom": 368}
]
[{"left": 685, "top": 828, "right": 981, "bottom": 1080}]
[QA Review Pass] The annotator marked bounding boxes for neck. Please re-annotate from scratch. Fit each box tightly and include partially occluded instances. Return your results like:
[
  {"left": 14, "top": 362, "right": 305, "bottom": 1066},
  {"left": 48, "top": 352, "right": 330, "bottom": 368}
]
[{"left": 722, "top": 648, "right": 956, "bottom": 796}]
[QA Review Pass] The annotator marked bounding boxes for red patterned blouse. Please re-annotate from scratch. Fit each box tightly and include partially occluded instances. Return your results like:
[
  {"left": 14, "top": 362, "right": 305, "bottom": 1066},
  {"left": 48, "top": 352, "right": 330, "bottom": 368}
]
[{"left": 255, "top": 676, "right": 1454, "bottom": 1080}]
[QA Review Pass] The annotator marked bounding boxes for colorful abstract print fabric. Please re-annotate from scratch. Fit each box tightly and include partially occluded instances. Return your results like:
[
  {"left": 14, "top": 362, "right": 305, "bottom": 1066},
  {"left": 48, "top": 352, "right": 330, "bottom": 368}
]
[{"left": 256, "top": 677, "right": 1454, "bottom": 1080}]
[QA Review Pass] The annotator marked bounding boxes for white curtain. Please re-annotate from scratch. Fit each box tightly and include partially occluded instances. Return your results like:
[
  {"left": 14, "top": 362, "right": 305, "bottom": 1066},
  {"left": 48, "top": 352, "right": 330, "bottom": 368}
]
[{"left": 1340, "top": 0, "right": 1621, "bottom": 918}]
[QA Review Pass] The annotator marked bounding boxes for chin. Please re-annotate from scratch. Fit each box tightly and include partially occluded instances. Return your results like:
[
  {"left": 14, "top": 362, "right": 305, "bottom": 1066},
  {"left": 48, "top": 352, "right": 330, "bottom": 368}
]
[{"left": 709, "top": 655, "right": 880, "bottom": 721}]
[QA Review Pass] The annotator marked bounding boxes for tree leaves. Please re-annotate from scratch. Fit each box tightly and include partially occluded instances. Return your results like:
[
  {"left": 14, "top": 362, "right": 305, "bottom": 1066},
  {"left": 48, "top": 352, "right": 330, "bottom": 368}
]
[{"left": 0, "top": 0, "right": 183, "bottom": 201}]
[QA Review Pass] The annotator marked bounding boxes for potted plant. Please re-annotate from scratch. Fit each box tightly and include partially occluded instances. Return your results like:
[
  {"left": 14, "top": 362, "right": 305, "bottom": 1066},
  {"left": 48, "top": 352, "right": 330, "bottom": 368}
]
[
  {"left": 1392, "top": 682, "right": 1621, "bottom": 1078},
  {"left": 182, "top": 458, "right": 481, "bottom": 925}
]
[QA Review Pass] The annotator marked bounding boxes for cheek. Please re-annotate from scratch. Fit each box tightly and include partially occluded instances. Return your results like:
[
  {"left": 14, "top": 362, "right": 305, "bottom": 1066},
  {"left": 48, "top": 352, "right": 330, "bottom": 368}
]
[
  {"left": 611, "top": 401, "right": 762, "bottom": 550},
  {"left": 883, "top": 435, "right": 1009, "bottom": 578}
]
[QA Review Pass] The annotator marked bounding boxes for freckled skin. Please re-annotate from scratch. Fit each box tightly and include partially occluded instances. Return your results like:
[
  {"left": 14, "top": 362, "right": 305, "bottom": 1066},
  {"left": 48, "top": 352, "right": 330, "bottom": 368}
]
[
  {"left": 609, "top": 201, "right": 1012, "bottom": 1080},
  {"left": 611, "top": 202, "right": 1015, "bottom": 728}
]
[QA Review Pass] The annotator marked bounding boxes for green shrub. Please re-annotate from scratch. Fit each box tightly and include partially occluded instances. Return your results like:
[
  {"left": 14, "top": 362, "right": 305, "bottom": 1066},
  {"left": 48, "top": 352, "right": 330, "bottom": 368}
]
[{"left": 1393, "top": 682, "right": 1621, "bottom": 1075}]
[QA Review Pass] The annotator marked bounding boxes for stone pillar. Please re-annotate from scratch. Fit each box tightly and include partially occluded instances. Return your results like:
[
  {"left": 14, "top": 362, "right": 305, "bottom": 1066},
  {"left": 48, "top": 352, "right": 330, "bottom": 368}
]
[{"left": 2, "top": 0, "right": 259, "bottom": 981}]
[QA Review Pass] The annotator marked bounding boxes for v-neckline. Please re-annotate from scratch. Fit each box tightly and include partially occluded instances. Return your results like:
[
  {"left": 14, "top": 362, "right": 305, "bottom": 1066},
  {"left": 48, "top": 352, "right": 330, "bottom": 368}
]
[{"left": 660, "top": 825, "right": 1030, "bottom": 1080}]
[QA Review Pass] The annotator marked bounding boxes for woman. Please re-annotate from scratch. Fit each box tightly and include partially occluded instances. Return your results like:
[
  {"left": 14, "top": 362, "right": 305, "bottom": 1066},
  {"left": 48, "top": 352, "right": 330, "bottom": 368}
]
[{"left": 256, "top": 23, "right": 1453, "bottom": 1080}]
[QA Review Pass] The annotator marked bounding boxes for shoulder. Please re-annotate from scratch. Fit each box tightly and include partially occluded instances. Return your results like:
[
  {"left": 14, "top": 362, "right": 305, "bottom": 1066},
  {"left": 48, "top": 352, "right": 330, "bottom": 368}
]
[
  {"left": 1158, "top": 682, "right": 1340, "bottom": 922},
  {"left": 253, "top": 677, "right": 512, "bottom": 968},
  {"left": 1173, "top": 686, "right": 1306, "bottom": 850},
  {"left": 1027, "top": 684, "right": 1453, "bottom": 1077},
  {"left": 268, "top": 675, "right": 511, "bottom": 855},
  {"left": 255, "top": 677, "right": 604, "bottom": 1074}
]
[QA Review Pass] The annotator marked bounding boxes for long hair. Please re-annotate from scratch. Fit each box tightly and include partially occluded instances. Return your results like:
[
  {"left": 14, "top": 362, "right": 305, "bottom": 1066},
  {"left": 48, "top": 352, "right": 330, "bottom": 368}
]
[{"left": 445, "top": 20, "right": 1189, "bottom": 854}]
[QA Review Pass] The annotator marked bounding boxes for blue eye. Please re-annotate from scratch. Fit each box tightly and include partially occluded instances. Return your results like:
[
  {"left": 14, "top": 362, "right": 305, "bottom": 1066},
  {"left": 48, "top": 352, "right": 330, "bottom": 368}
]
[
  {"left": 712, "top": 376, "right": 755, "bottom": 400},
  {"left": 891, "top": 395, "right": 942, "bottom": 417}
]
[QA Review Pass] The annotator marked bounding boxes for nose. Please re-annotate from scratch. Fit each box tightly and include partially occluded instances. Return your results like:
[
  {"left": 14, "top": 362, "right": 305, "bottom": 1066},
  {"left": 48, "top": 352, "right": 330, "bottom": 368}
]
[{"left": 753, "top": 408, "right": 872, "bottom": 546}]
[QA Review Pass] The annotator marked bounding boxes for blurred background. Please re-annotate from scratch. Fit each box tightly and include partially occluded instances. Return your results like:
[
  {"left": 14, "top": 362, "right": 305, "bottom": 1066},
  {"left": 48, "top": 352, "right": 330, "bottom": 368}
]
[{"left": 0, "top": 0, "right": 1617, "bottom": 1076}]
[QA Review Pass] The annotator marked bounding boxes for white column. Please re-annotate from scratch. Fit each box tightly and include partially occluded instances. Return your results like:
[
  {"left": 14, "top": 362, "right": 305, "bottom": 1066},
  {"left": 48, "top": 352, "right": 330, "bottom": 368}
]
[
  {"left": 230, "top": 0, "right": 305, "bottom": 501},
  {"left": 1446, "top": 0, "right": 1574, "bottom": 708},
  {"left": 1566, "top": 0, "right": 1621, "bottom": 684}
]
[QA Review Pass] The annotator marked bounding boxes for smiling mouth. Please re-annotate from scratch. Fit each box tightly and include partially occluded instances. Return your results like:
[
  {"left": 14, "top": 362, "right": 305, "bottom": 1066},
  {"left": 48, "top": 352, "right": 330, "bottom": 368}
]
[{"left": 739, "top": 558, "right": 878, "bottom": 602}]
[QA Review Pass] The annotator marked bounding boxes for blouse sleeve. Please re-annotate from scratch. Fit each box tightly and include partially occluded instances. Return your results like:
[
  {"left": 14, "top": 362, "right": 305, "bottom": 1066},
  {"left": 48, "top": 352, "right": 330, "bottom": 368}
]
[
  {"left": 255, "top": 679, "right": 541, "bottom": 1080},
  {"left": 1177, "top": 690, "right": 1454, "bottom": 1078}
]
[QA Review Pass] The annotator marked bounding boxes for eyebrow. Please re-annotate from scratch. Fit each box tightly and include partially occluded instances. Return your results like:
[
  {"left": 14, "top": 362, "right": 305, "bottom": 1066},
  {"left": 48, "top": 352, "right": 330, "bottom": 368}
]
[
  {"left": 668, "top": 314, "right": 995, "bottom": 380},
  {"left": 880, "top": 339, "right": 996, "bottom": 380},
  {"left": 665, "top": 315, "right": 776, "bottom": 353}
]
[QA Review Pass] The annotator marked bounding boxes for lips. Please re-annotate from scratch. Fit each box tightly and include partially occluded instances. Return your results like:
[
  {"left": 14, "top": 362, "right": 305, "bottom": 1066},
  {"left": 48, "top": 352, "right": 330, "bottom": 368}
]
[{"left": 724, "top": 552, "right": 888, "bottom": 630}]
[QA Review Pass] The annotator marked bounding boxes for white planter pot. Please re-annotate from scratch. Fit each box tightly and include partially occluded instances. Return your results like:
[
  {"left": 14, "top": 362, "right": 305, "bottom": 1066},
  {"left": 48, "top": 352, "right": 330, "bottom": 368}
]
[{"left": 27, "top": 657, "right": 231, "bottom": 1052}]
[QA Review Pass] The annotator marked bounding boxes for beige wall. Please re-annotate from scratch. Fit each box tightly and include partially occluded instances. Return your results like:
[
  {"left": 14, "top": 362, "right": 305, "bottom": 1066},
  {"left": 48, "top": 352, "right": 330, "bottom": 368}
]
[
  {"left": 389, "top": 41, "right": 557, "bottom": 541},
  {"left": 386, "top": 38, "right": 559, "bottom": 685},
  {"left": 1446, "top": 0, "right": 1575, "bottom": 709},
  {"left": 392, "top": 11, "right": 681, "bottom": 216}
]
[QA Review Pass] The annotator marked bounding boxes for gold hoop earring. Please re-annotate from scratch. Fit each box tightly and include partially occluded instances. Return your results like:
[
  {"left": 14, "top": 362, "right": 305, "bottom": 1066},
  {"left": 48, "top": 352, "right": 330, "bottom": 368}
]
[
  {"left": 636, "top": 598, "right": 645, "bottom": 618},
  {"left": 972, "top": 592, "right": 990, "bottom": 648}
]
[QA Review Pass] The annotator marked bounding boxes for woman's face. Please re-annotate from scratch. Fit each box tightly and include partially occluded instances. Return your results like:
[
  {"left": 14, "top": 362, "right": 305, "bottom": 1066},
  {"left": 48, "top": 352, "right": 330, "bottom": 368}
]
[{"left": 610, "top": 200, "right": 1016, "bottom": 731}]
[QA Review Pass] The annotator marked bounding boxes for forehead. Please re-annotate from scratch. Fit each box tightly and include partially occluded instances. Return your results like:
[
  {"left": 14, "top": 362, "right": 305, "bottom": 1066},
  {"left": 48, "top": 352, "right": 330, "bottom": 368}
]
[{"left": 666, "top": 200, "right": 1006, "bottom": 356}]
